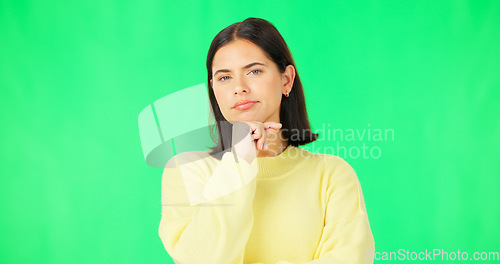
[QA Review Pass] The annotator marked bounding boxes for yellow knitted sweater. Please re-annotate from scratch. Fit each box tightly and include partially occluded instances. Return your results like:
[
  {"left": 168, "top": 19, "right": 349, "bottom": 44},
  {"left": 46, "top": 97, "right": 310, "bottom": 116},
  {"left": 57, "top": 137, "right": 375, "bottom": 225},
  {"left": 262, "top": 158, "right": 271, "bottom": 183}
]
[{"left": 159, "top": 144, "right": 375, "bottom": 264}]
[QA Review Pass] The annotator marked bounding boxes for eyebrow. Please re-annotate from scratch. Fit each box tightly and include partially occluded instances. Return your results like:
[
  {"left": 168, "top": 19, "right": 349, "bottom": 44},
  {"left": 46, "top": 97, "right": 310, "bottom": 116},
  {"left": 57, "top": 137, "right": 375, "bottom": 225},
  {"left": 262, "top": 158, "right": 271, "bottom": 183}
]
[{"left": 213, "top": 62, "right": 267, "bottom": 77}]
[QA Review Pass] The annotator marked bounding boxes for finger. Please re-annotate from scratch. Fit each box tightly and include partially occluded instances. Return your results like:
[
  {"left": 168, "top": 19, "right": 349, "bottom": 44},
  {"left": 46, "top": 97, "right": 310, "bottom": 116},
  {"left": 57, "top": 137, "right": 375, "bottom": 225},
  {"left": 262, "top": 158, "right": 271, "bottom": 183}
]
[
  {"left": 251, "top": 127, "right": 262, "bottom": 140},
  {"left": 242, "top": 121, "right": 258, "bottom": 133},
  {"left": 263, "top": 122, "right": 282, "bottom": 129},
  {"left": 257, "top": 130, "right": 267, "bottom": 150},
  {"left": 265, "top": 126, "right": 281, "bottom": 132},
  {"left": 263, "top": 121, "right": 281, "bottom": 127},
  {"left": 246, "top": 122, "right": 261, "bottom": 136},
  {"left": 265, "top": 128, "right": 279, "bottom": 142}
]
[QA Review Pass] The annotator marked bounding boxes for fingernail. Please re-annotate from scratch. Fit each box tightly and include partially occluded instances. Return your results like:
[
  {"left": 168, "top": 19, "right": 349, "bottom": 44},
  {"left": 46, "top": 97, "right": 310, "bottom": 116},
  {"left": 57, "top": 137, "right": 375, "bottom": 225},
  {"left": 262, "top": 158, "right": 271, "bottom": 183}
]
[{"left": 264, "top": 143, "right": 268, "bottom": 149}]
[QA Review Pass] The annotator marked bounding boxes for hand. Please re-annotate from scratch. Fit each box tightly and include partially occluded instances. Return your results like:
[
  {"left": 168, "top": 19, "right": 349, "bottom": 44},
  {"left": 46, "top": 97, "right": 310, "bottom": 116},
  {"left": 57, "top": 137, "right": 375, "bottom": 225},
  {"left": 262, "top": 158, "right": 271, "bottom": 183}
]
[
  {"left": 231, "top": 121, "right": 282, "bottom": 164},
  {"left": 246, "top": 121, "right": 283, "bottom": 151}
]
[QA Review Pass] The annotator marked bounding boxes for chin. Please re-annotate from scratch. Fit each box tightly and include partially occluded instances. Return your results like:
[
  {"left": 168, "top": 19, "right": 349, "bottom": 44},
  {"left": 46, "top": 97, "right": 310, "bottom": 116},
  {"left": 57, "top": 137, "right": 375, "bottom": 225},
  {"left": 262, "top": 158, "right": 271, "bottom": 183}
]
[
  {"left": 238, "top": 117, "right": 265, "bottom": 123},
  {"left": 229, "top": 113, "right": 261, "bottom": 122}
]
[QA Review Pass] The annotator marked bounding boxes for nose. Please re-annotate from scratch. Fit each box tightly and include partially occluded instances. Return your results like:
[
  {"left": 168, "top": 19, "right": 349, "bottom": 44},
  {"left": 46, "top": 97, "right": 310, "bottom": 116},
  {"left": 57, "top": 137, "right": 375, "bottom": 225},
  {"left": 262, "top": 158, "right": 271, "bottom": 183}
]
[{"left": 233, "top": 77, "right": 249, "bottom": 95}]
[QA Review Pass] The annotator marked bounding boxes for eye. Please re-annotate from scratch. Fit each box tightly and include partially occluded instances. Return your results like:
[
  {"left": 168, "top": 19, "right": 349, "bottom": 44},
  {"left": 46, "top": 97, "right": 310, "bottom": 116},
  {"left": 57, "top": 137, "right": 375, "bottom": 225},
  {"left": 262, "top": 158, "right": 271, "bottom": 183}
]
[
  {"left": 249, "top": 69, "right": 262, "bottom": 75},
  {"left": 218, "top": 76, "right": 231, "bottom": 82}
]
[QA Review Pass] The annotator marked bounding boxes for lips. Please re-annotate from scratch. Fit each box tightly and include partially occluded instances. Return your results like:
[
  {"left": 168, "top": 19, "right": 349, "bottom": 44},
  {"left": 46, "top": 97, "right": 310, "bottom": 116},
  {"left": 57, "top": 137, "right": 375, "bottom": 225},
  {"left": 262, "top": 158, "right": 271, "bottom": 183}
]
[{"left": 233, "top": 100, "right": 258, "bottom": 110}]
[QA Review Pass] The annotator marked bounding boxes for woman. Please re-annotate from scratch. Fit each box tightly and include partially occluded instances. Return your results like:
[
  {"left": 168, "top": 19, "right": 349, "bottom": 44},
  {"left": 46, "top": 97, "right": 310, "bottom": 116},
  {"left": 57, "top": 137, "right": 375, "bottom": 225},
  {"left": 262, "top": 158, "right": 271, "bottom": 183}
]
[{"left": 159, "top": 17, "right": 375, "bottom": 264}]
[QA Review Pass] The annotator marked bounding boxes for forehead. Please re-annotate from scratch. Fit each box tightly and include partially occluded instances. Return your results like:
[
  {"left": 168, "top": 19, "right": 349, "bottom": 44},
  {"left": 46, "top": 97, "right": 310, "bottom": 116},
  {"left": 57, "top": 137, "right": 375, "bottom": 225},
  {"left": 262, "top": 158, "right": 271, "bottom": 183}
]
[{"left": 212, "top": 39, "right": 271, "bottom": 69}]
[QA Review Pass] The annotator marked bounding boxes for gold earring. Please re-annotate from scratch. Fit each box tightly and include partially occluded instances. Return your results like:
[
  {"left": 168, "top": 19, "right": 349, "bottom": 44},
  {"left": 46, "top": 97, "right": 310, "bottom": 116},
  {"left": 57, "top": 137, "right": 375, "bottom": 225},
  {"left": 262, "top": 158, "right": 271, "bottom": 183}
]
[{"left": 285, "top": 91, "right": 290, "bottom": 97}]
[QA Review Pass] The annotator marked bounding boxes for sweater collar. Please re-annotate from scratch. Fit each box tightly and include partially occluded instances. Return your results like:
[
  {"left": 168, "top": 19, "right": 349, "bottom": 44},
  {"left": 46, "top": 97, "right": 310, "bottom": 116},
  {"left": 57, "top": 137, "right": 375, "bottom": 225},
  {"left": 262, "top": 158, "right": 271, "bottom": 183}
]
[{"left": 254, "top": 144, "right": 307, "bottom": 179}]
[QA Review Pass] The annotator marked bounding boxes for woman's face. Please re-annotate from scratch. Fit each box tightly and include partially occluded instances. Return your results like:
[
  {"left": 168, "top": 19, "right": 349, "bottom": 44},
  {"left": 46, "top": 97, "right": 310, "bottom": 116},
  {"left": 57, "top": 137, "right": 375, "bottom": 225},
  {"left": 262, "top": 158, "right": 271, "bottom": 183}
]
[{"left": 210, "top": 39, "right": 295, "bottom": 123}]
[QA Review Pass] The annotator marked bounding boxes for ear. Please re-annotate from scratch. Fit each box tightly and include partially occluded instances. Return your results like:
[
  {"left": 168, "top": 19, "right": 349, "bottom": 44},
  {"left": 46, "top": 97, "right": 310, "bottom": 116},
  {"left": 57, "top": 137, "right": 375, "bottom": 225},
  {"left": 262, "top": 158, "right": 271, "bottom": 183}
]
[
  {"left": 210, "top": 78, "right": 213, "bottom": 88},
  {"left": 282, "top": 64, "right": 296, "bottom": 95}
]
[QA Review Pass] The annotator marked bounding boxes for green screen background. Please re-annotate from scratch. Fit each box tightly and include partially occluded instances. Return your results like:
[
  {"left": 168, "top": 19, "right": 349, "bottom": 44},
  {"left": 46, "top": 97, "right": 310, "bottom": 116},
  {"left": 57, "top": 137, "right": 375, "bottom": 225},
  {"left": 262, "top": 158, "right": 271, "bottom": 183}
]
[{"left": 1, "top": 0, "right": 499, "bottom": 263}]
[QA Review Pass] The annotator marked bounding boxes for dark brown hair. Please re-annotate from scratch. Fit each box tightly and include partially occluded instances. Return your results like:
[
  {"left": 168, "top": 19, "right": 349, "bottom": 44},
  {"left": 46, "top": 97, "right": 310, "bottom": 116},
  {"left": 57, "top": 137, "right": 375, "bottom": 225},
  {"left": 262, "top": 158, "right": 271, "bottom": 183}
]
[{"left": 206, "top": 17, "right": 318, "bottom": 155}]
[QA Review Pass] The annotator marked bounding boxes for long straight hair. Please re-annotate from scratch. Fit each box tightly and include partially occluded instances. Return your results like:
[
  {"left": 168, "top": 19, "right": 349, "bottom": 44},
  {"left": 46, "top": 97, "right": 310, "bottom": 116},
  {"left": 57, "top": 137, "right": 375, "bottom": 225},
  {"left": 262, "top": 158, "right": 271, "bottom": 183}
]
[{"left": 206, "top": 17, "right": 318, "bottom": 156}]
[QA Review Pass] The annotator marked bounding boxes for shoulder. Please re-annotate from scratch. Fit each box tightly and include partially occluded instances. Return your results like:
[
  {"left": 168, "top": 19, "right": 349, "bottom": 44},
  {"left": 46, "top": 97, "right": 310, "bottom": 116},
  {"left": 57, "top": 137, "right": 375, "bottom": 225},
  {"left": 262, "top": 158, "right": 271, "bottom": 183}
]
[
  {"left": 297, "top": 148, "right": 366, "bottom": 214},
  {"left": 296, "top": 147, "right": 360, "bottom": 192}
]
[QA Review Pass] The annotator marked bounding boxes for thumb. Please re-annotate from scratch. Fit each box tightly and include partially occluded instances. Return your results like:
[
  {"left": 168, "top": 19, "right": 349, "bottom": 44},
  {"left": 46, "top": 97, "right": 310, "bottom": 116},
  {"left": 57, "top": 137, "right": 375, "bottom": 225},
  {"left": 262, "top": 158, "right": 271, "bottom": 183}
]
[{"left": 263, "top": 122, "right": 282, "bottom": 130}]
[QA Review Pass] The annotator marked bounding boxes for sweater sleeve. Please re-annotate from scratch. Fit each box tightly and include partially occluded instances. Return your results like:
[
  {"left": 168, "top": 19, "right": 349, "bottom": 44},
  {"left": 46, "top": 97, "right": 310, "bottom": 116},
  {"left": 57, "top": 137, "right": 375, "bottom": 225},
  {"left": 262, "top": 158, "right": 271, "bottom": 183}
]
[
  {"left": 158, "top": 150, "right": 258, "bottom": 264},
  {"left": 253, "top": 157, "right": 375, "bottom": 264}
]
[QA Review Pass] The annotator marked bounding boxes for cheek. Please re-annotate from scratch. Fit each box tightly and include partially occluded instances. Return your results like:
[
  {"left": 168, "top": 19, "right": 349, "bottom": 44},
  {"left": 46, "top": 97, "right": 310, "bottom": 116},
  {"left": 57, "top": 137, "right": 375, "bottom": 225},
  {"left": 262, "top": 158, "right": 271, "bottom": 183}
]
[
  {"left": 259, "top": 77, "right": 283, "bottom": 101},
  {"left": 213, "top": 89, "right": 232, "bottom": 116},
  {"left": 213, "top": 89, "right": 226, "bottom": 105}
]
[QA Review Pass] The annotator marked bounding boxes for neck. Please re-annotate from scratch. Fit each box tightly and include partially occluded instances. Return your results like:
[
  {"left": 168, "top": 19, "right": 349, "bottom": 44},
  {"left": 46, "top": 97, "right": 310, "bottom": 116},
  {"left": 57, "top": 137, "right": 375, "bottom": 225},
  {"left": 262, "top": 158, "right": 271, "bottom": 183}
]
[{"left": 257, "top": 130, "right": 289, "bottom": 157}]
